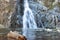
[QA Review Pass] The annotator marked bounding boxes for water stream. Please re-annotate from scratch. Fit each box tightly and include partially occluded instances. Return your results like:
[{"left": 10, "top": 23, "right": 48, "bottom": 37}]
[{"left": 22, "top": 0, "right": 37, "bottom": 39}]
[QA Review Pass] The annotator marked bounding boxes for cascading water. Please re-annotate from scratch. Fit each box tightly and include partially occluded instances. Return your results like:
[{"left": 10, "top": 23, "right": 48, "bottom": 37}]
[{"left": 23, "top": 0, "right": 37, "bottom": 37}]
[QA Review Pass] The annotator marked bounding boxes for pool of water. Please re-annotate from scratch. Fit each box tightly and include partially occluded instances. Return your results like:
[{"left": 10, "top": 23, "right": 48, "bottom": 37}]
[{"left": 0, "top": 28, "right": 60, "bottom": 40}]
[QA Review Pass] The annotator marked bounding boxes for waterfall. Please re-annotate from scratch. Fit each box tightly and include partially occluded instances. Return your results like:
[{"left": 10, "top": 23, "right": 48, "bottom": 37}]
[{"left": 23, "top": 0, "right": 37, "bottom": 36}]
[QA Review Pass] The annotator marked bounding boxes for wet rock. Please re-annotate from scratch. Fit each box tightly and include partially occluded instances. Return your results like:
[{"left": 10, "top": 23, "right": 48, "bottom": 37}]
[
  {"left": 10, "top": 0, "right": 24, "bottom": 28},
  {"left": 5, "top": 0, "right": 60, "bottom": 29}
]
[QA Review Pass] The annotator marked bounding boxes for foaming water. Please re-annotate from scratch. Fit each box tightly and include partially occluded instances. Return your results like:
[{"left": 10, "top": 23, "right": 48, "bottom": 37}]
[{"left": 22, "top": 0, "right": 37, "bottom": 38}]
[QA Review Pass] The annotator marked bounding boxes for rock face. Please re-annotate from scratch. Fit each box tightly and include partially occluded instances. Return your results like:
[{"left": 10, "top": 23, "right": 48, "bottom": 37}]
[
  {"left": 9, "top": 0, "right": 60, "bottom": 28},
  {"left": 0, "top": 0, "right": 16, "bottom": 28},
  {"left": 0, "top": 0, "right": 60, "bottom": 28},
  {"left": 0, "top": 24, "right": 5, "bottom": 28},
  {"left": 28, "top": 0, "right": 60, "bottom": 28},
  {"left": 10, "top": 0, "right": 24, "bottom": 28}
]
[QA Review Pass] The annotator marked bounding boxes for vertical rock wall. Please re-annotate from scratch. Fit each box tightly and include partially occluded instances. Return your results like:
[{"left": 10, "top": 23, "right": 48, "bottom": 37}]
[
  {"left": 0, "top": 0, "right": 16, "bottom": 28},
  {"left": 10, "top": 0, "right": 24, "bottom": 28}
]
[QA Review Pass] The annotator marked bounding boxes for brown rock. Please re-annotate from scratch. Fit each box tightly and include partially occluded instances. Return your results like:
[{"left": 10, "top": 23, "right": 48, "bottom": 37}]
[{"left": 7, "top": 31, "right": 27, "bottom": 40}]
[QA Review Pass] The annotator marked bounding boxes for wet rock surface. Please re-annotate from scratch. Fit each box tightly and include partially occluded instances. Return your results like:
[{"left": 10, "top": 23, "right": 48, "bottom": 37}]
[
  {"left": 28, "top": 0, "right": 60, "bottom": 28},
  {"left": 0, "top": 0, "right": 60, "bottom": 28}
]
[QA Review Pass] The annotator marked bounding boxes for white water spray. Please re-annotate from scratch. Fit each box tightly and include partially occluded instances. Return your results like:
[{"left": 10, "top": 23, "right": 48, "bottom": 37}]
[{"left": 23, "top": 0, "right": 37, "bottom": 36}]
